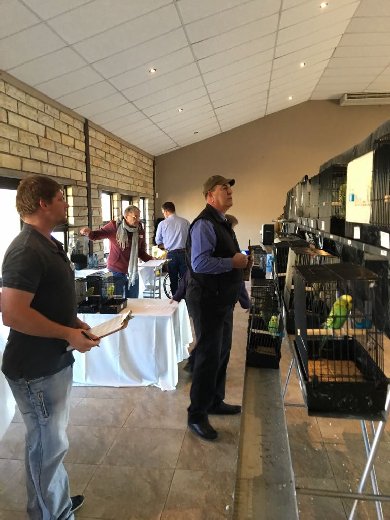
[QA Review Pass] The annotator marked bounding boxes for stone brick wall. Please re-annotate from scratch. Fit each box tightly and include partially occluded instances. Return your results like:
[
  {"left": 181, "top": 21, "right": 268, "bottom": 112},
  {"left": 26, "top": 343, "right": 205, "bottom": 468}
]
[{"left": 0, "top": 76, "right": 155, "bottom": 258}]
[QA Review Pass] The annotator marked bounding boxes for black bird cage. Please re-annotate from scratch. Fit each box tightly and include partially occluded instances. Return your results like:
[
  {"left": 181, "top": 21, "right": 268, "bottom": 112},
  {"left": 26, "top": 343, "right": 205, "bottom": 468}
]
[
  {"left": 246, "top": 279, "right": 282, "bottom": 369},
  {"left": 273, "top": 237, "right": 308, "bottom": 297},
  {"left": 78, "top": 272, "right": 127, "bottom": 313},
  {"left": 283, "top": 247, "right": 339, "bottom": 333},
  {"left": 293, "top": 263, "right": 388, "bottom": 420},
  {"left": 371, "top": 137, "right": 390, "bottom": 228},
  {"left": 249, "top": 244, "right": 267, "bottom": 283}
]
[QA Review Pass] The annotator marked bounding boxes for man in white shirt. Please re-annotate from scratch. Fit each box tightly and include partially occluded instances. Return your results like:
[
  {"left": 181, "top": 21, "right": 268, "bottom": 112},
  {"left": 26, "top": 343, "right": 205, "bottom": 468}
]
[{"left": 155, "top": 202, "right": 190, "bottom": 295}]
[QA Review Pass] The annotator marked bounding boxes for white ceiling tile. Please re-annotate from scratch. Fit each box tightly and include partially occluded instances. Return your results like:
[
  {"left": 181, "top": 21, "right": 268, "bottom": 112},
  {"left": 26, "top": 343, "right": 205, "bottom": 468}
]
[
  {"left": 280, "top": 0, "right": 359, "bottom": 29},
  {"left": 121, "top": 63, "right": 199, "bottom": 101},
  {"left": 212, "top": 84, "right": 268, "bottom": 109},
  {"left": 327, "top": 56, "right": 390, "bottom": 68},
  {"left": 135, "top": 77, "right": 204, "bottom": 110},
  {"left": 276, "top": 22, "right": 347, "bottom": 58},
  {"left": 57, "top": 81, "right": 116, "bottom": 109},
  {"left": 91, "top": 103, "right": 139, "bottom": 125},
  {"left": 186, "top": 0, "right": 279, "bottom": 42},
  {"left": 103, "top": 112, "right": 149, "bottom": 133},
  {"left": 161, "top": 114, "right": 217, "bottom": 134},
  {"left": 340, "top": 32, "right": 390, "bottom": 46},
  {"left": 206, "top": 67, "right": 271, "bottom": 94},
  {"left": 158, "top": 105, "right": 215, "bottom": 126},
  {"left": 278, "top": 3, "right": 359, "bottom": 46},
  {"left": 36, "top": 66, "right": 103, "bottom": 98},
  {"left": 271, "top": 64, "right": 325, "bottom": 89},
  {"left": 8, "top": 47, "right": 86, "bottom": 86},
  {"left": 209, "top": 75, "right": 269, "bottom": 103},
  {"left": 203, "top": 52, "right": 273, "bottom": 85},
  {"left": 73, "top": 4, "right": 181, "bottom": 62},
  {"left": 347, "top": 17, "right": 390, "bottom": 33},
  {"left": 143, "top": 90, "right": 208, "bottom": 117},
  {"left": 110, "top": 47, "right": 194, "bottom": 91},
  {"left": 354, "top": 0, "right": 390, "bottom": 17},
  {"left": 273, "top": 45, "right": 335, "bottom": 72},
  {"left": 191, "top": 14, "right": 278, "bottom": 60},
  {"left": 77, "top": 93, "right": 128, "bottom": 118},
  {"left": 0, "top": 24, "right": 65, "bottom": 69},
  {"left": 333, "top": 45, "right": 390, "bottom": 58},
  {"left": 0, "top": 0, "right": 40, "bottom": 39},
  {"left": 152, "top": 98, "right": 212, "bottom": 124},
  {"left": 47, "top": 0, "right": 171, "bottom": 44},
  {"left": 92, "top": 28, "right": 188, "bottom": 78},
  {"left": 318, "top": 67, "right": 386, "bottom": 78},
  {"left": 23, "top": 0, "right": 92, "bottom": 20},
  {"left": 177, "top": 0, "right": 245, "bottom": 24},
  {"left": 198, "top": 36, "right": 275, "bottom": 74}
]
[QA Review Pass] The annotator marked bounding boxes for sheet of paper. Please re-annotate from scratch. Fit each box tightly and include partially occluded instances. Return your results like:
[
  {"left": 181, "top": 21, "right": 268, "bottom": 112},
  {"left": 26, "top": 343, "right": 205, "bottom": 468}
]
[
  {"left": 139, "top": 259, "right": 166, "bottom": 268},
  {"left": 88, "top": 311, "right": 132, "bottom": 339}
]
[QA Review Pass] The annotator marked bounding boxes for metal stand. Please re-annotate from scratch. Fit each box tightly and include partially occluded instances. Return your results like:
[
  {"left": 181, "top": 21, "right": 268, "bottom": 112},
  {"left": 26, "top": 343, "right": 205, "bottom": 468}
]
[
  {"left": 283, "top": 345, "right": 390, "bottom": 519},
  {"left": 140, "top": 259, "right": 167, "bottom": 299}
]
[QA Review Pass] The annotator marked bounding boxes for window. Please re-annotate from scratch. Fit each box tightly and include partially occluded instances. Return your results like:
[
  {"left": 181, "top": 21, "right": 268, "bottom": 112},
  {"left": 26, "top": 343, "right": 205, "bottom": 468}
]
[
  {"left": 0, "top": 179, "right": 21, "bottom": 273},
  {"left": 101, "top": 192, "right": 113, "bottom": 255},
  {"left": 101, "top": 192, "right": 113, "bottom": 223},
  {"left": 121, "top": 196, "right": 132, "bottom": 215},
  {"left": 139, "top": 197, "right": 146, "bottom": 224}
]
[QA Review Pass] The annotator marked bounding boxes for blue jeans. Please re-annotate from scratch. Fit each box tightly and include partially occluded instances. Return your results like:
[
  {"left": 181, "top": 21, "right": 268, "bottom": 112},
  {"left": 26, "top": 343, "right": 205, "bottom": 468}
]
[
  {"left": 167, "top": 250, "right": 187, "bottom": 297},
  {"left": 110, "top": 271, "right": 139, "bottom": 298},
  {"left": 6, "top": 365, "right": 74, "bottom": 520}
]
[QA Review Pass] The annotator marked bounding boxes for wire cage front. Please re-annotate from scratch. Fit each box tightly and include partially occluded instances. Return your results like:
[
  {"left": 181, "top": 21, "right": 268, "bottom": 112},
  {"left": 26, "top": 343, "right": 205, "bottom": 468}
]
[
  {"left": 249, "top": 244, "right": 267, "bottom": 282},
  {"left": 78, "top": 272, "right": 127, "bottom": 313},
  {"left": 246, "top": 279, "right": 282, "bottom": 369},
  {"left": 293, "top": 263, "right": 388, "bottom": 419}
]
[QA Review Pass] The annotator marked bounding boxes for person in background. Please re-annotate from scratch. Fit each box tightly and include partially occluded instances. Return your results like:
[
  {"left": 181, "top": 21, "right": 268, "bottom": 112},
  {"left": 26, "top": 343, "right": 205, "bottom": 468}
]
[
  {"left": 1, "top": 174, "right": 100, "bottom": 519},
  {"left": 80, "top": 205, "right": 153, "bottom": 298},
  {"left": 174, "top": 213, "right": 250, "bottom": 374},
  {"left": 185, "top": 175, "right": 248, "bottom": 441},
  {"left": 155, "top": 201, "right": 190, "bottom": 296}
]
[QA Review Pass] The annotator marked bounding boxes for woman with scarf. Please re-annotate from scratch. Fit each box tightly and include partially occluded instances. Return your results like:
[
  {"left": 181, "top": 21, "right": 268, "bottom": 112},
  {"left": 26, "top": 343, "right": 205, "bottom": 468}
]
[{"left": 80, "top": 205, "right": 153, "bottom": 298}]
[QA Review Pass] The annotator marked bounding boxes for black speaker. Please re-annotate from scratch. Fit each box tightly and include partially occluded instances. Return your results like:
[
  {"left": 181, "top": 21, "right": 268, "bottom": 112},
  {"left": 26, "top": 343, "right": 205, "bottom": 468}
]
[{"left": 261, "top": 224, "right": 274, "bottom": 245}]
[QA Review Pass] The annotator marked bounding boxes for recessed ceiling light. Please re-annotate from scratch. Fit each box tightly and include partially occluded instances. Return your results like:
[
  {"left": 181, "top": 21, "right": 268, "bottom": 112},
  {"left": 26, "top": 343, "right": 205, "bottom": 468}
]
[
  {"left": 288, "top": 96, "right": 293, "bottom": 101},
  {"left": 300, "top": 61, "right": 306, "bottom": 68},
  {"left": 149, "top": 68, "right": 157, "bottom": 74},
  {"left": 178, "top": 108, "right": 183, "bottom": 112},
  {"left": 320, "top": 2, "right": 328, "bottom": 8}
]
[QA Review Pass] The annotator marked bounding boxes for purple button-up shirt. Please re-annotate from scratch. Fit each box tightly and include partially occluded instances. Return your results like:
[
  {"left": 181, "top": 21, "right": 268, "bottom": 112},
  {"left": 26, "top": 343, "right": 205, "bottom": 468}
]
[{"left": 190, "top": 216, "right": 234, "bottom": 274}]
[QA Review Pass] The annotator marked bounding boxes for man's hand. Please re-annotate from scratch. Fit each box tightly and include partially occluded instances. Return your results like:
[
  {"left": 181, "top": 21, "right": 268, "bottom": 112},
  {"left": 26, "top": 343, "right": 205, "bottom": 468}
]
[
  {"left": 66, "top": 328, "right": 100, "bottom": 353},
  {"left": 79, "top": 227, "right": 91, "bottom": 237},
  {"left": 232, "top": 252, "right": 249, "bottom": 269}
]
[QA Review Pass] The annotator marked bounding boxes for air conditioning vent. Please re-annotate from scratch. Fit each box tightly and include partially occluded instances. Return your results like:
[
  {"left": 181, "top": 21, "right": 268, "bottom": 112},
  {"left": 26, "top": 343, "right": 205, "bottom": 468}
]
[{"left": 340, "top": 92, "right": 390, "bottom": 106}]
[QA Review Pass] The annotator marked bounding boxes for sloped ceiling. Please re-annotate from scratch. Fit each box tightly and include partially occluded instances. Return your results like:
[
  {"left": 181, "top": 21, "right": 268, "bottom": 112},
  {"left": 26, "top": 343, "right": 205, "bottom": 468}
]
[{"left": 1, "top": 0, "right": 390, "bottom": 156}]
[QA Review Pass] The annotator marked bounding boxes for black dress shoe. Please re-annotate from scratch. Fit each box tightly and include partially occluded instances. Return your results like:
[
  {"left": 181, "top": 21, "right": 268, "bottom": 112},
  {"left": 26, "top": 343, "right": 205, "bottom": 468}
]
[
  {"left": 188, "top": 418, "right": 218, "bottom": 440},
  {"left": 208, "top": 402, "right": 241, "bottom": 415}
]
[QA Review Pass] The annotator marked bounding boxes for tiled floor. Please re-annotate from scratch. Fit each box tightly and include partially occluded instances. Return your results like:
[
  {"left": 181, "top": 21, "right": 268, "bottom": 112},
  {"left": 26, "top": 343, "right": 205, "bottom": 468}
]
[
  {"left": 0, "top": 304, "right": 250, "bottom": 520},
  {"left": 0, "top": 302, "right": 389, "bottom": 519}
]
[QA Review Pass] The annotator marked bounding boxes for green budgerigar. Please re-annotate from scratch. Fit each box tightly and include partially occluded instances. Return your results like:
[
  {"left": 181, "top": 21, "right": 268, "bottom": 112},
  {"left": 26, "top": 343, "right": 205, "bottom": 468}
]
[
  {"left": 268, "top": 315, "right": 279, "bottom": 336},
  {"left": 324, "top": 294, "right": 353, "bottom": 330}
]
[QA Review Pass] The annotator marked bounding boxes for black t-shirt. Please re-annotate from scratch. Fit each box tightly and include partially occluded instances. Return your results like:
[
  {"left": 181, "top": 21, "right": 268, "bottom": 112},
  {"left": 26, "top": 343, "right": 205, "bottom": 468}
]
[{"left": 1, "top": 224, "right": 76, "bottom": 380}]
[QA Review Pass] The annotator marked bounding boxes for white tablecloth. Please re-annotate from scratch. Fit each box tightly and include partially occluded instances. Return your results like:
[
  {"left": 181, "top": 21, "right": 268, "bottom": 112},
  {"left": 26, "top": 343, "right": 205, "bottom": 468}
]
[
  {"left": 0, "top": 323, "right": 16, "bottom": 441},
  {"left": 73, "top": 299, "right": 192, "bottom": 390},
  {"left": 0, "top": 299, "right": 191, "bottom": 440}
]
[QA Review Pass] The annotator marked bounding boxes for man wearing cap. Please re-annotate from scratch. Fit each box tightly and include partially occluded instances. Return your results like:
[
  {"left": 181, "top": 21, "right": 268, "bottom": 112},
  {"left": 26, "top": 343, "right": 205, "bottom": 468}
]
[
  {"left": 155, "top": 201, "right": 190, "bottom": 296},
  {"left": 185, "top": 175, "right": 248, "bottom": 440}
]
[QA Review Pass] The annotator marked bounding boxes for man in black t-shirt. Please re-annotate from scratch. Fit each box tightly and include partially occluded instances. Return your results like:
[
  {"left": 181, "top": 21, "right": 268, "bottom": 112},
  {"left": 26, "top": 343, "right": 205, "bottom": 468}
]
[{"left": 1, "top": 175, "right": 100, "bottom": 520}]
